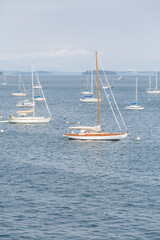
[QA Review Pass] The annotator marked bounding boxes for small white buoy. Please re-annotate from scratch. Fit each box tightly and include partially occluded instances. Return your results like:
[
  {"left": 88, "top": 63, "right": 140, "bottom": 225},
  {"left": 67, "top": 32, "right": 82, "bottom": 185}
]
[
  {"left": 137, "top": 137, "right": 141, "bottom": 141},
  {"left": 77, "top": 121, "right": 81, "bottom": 124},
  {"left": 0, "top": 129, "right": 4, "bottom": 133}
]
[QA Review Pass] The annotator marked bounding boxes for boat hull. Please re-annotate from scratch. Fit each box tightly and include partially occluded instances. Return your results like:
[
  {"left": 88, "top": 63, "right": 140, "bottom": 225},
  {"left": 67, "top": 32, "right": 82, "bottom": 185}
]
[
  {"left": 16, "top": 103, "right": 34, "bottom": 107},
  {"left": 34, "top": 98, "right": 45, "bottom": 101},
  {"left": 12, "top": 93, "right": 26, "bottom": 97},
  {"left": 102, "top": 86, "right": 114, "bottom": 89},
  {"left": 81, "top": 91, "right": 93, "bottom": 95},
  {"left": 80, "top": 98, "right": 101, "bottom": 103},
  {"left": 63, "top": 132, "right": 128, "bottom": 141},
  {"left": 10, "top": 117, "right": 51, "bottom": 124},
  {"left": 125, "top": 105, "right": 144, "bottom": 110},
  {"left": 146, "top": 90, "right": 160, "bottom": 94}
]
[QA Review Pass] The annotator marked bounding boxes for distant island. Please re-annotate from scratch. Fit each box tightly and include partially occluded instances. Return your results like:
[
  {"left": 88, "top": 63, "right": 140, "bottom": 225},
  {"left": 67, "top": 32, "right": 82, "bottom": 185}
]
[{"left": 82, "top": 70, "right": 117, "bottom": 75}]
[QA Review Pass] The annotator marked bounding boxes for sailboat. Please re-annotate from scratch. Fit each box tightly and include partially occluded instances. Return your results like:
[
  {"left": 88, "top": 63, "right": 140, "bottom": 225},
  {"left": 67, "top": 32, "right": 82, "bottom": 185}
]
[
  {"left": 80, "top": 70, "right": 101, "bottom": 103},
  {"left": 102, "top": 85, "right": 113, "bottom": 89},
  {"left": 16, "top": 99, "right": 35, "bottom": 107},
  {"left": 102, "top": 77, "right": 114, "bottom": 89},
  {"left": 34, "top": 76, "right": 46, "bottom": 101},
  {"left": 81, "top": 76, "right": 93, "bottom": 95},
  {"left": 12, "top": 75, "right": 26, "bottom": 96},
  {"left": 146, "top": 70, "right": 160, "bottom": 94},
  {"left": 63, "top": 51, "right": 128, "bottom": 141},
  {"left": 10, "top": 64, "right": 52, "bottom": 124},
  {"left": 2, "top": 74, "right": 7, "bottom": 85},
  {"left": 125, "top": 77, "right": 144, "bottom": 110}
]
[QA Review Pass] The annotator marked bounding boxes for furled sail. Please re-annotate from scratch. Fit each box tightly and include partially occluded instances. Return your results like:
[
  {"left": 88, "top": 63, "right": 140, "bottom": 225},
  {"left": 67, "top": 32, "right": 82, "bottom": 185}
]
[{"left": 68, "top": 125, "right": 101, "bottom": 132}]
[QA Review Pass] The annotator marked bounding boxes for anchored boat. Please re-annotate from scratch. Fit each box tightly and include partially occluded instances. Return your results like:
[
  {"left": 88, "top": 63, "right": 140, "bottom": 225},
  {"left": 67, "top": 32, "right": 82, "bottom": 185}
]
[
  {"left": 10, "top": 64, "right": 52, "bottom": 124},
  {"left": 63, "top": 51, "right": 128, "bottom": 141}
]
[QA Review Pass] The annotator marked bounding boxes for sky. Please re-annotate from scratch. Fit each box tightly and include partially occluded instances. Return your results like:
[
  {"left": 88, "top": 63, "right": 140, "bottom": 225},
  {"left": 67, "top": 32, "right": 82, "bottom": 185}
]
[{"left": 1, "top": 0, "right": 160, "bottom": 72}]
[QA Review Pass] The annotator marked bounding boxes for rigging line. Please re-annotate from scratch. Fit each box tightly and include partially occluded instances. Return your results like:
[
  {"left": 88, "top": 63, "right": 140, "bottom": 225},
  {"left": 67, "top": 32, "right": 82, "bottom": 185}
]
[
  {"left": 20, "top": 74, "right": 26, "bottom": 94},
  {"left": 33, "top": 65, "right": 52, "bottom": 117},
  {"left": 99, "top": 74, "right": 122, "bottom": 132},
  {"left": 98, "top": 58, "right": 128, "bottom": 132}
]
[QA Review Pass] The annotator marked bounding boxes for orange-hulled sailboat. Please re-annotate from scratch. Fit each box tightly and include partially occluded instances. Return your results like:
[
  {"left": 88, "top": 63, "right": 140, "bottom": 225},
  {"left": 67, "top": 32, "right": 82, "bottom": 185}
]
[{"left": 63, "top": 51, "right": 128, "bottom": 141}]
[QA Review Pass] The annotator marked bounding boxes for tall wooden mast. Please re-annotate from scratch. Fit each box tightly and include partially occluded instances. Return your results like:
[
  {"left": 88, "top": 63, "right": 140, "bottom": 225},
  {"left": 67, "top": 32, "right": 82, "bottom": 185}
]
[{"left": 95, "top": 51, "right": 101, "bottom": 127}]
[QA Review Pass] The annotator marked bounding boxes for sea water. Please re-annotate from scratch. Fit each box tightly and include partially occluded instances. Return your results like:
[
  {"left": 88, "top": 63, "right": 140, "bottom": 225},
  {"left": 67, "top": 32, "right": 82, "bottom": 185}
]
[{"left": 0, "top": 74, "right": 160, "bottom": 239}]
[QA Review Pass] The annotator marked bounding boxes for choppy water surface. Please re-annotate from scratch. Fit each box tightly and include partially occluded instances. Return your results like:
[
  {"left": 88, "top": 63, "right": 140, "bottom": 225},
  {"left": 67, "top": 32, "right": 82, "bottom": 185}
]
[{"left": 0, "top": 74, "right": 160, "bottom": 239}]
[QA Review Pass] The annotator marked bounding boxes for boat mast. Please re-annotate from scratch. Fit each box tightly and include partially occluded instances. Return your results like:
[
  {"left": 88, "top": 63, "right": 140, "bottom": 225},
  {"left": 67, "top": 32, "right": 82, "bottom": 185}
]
[
  {"left": 149, "top": 75, "right": 151, "bottom": 91},
  {"left": 33, "top": 65, "right": 52, "bottom": 117},
  {"left": 136, "top": 77, "right": 138, "bottom": 104},
  {"left": 19, "top": 74, "right": 20, "bottom": 91},
  {"left": 156, "top": 69, "right": 158, "bottom": 90},
  {"left": 31, "top": 64, "right": 35, "bottom": 117},
  {"left": 95, "top": 51, "right": 101, "bottom": 126}
]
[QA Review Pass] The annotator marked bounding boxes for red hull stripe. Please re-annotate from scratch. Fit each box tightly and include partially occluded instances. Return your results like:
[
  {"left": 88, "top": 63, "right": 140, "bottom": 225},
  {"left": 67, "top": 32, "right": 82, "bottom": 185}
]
[{"left": 63, "top": 133, "right": 126, "bottom": 137}]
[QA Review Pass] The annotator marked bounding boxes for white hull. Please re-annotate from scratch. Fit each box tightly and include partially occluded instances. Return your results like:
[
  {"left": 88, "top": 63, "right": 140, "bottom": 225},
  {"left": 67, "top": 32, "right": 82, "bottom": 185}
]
[
  {"left": 10, "top": 116, "right": 51, "bottom": 124},
  {"left": 12, "top": 93, "right": 26, "bottom": 97},
  {"left": 63, "top": 133, "right": 128, "bottom": 141},
  {"left": 125, "top": 105, "right": 144, "bottom": 110},
  {"left": 81, "top": 91, "right": 93, "bottom": 95},
  {"left": 34, "top": 85, "right": 42, "bottom": 89},
  {"left": 146, "top": 90, "right": 160, "bottom": 94},
  {"left": 16, "top": 102, "right": 35, "bottom": 107},
  {"left": 80, "top": 98, "right": 101, "bottom": 103},
  {"left": 34, "top": 97, "right": 45, "bottom": 101},
  {"left": 16, "top": 103, "right": 34, "bottom": 107},
  {"left": 102, "top": 86, "right": 114, "bottom": 89}
]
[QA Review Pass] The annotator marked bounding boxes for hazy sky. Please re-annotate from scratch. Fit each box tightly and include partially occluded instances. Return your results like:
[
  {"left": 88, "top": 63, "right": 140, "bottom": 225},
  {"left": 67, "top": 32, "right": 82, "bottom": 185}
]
[{"left": 1, "top": 0, "right": 160, "bottom": 71}]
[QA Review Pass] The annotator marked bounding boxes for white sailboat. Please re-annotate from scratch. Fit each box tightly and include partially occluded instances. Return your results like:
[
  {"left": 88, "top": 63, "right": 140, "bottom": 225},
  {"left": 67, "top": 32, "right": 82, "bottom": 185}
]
[
  {"left": 16, "top": 99, "right": 35, "bottom": 107},
  {"left": 33, "top": 77, "right": 45, "bottom": 101},
  {"left": 10, "top": 64, "right": 52, "bottom": 124},
  {"left": 80, "top": 95, "right": 100, "bottom": 103},
  {"left": 102, "top": 77, "right": 114, "bottom": 89},
  {"left": 12, "top": 75, "right": 26, "bottom": 96},
  {"left": 63, "top": 51, "right": 128, "bottom": 141},
  {"left": 81, "top": 76, "right": 93, "bottom": 95},
  {"left": 125, "top": 77, "right": 144, "bottom": 110},
  {"left": 80, "top": 70, "right": 101, "bottom": 103},
  {"left": 146, "top": 70, "right": 160, "bottom": 94},
  {"left": 2, "top": 74, "right": 7, "bottom": 85}
]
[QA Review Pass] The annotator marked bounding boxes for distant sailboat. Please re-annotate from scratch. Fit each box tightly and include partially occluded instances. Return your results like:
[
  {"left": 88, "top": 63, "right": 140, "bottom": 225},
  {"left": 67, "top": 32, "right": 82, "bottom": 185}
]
[
  {"left": 16, "top": 99, "right": 35, "bottom": 107},
  {"left": 118, "top": 75, "right": 125, "bottom": 80},
  {"left": 12, "top": 75, "right": 26, "bottom": 96},
  {"left": 2, "top": 74, "right": 7, "bottom": 85},
  {"left": 125, "top": 77, "right": 144, "bottom": 110},
  {"left": 10, "top": 64, "right": 51, "bottom": 124},
  {"left": 102, "top": 77, "right": 114, "bottom": 89},
  {"left": 80, "top": 70, "right": 100, "bottom": 103},
  {"left": 81, "top": 76, "right": 93, "bottom": 95},
  {"left": 63, "top": 51, "right": 128, "bottom": 141},
  {"left": 146, "top": 70, "right": 160, "bottom": 94},
  {"left": 33, "top": 76, "right": 46, "bottom": 101}
]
